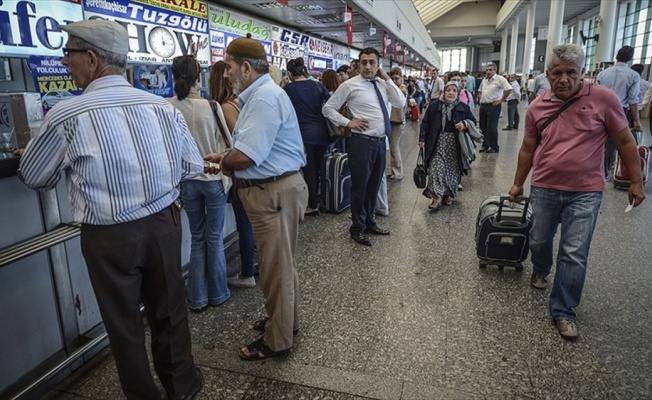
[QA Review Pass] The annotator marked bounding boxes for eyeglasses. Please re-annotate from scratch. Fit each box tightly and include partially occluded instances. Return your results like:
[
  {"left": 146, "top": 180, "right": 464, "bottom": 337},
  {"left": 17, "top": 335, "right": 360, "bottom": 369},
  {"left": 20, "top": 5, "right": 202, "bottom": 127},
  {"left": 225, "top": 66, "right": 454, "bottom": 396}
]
[{"left": 62, "top": 47, "right": 87, "bottom": 56}]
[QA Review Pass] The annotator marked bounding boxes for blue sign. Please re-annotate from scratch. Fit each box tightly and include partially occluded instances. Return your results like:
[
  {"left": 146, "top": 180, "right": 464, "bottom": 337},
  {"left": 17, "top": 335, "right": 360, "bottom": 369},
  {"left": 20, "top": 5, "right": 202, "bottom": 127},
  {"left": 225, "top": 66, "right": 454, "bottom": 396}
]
[
  {"left": 133, "top": 65, "right": 174, "bottom": 98},
  {"left": 28, "top": 55, "right": 82, "bottom": 115}
]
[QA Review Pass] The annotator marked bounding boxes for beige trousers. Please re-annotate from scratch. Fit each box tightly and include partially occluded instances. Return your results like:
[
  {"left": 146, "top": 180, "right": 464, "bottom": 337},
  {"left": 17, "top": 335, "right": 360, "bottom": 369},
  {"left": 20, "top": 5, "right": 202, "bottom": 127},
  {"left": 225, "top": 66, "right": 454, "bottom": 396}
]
[
  {"left": 238, "top": 173, "right": 308, "bottom": 351},
  {"left": 389, "top": 123, "right": 404, "bottom": 177}
]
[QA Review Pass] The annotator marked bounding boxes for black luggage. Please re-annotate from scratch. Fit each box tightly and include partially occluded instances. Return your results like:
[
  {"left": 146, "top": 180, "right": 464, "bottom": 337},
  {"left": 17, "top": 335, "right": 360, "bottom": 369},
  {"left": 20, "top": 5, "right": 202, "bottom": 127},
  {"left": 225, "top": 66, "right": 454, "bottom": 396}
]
[
  {"left": 475, "top": 195, "right": 531, "bottom": 271},
  {"left": 320, "top": 150, "right": 351, "bottom": 213}
]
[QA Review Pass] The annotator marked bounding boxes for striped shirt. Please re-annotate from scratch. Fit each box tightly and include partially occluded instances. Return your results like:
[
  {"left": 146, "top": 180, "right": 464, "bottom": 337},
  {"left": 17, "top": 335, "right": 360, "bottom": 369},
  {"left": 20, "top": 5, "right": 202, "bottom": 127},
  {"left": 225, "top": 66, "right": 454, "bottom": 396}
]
[{"left": 19, "top": 75, "right": 204, "bottom": 225}]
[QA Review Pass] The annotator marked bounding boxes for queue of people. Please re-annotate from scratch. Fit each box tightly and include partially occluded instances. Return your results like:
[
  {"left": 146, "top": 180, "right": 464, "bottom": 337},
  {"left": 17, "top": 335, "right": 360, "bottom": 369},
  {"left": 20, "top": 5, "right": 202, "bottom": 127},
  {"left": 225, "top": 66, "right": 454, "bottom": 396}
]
[{"left": 13, "top": 18, "right": 647, "bottom": 399}]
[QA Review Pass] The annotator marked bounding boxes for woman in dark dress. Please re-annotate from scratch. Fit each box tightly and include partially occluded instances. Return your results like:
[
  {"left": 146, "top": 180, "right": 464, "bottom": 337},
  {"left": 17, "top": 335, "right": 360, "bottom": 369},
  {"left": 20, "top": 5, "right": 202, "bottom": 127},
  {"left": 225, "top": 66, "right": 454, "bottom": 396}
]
[
  {"left": 418, "top": 81, "right": 477, "bottom": 210},
  {"left": 283, "top": 57, "right": 331, "bottom": 216}
]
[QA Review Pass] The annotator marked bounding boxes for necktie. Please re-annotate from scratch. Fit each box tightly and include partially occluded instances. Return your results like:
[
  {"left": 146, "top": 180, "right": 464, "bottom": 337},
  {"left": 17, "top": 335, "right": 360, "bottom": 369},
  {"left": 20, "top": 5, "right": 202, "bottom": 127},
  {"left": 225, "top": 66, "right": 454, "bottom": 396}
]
[{"left": 370, "top": 80, "right": 392, "bottom": 137}]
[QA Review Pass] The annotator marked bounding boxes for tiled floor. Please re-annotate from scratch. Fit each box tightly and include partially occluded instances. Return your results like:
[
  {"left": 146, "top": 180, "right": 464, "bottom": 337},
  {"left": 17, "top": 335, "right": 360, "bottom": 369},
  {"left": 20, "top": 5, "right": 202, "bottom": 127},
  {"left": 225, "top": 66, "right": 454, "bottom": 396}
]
[{"left": 45, "top": 104, "right": 652, "bottom": 399}]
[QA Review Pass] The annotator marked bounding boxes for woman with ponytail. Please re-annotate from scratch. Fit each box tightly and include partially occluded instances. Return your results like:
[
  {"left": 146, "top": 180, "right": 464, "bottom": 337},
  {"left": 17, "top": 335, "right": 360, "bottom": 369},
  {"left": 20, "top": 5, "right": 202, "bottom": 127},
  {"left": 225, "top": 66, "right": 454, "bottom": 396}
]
[
  {"left": 283, "top": 57, "right": 331, "bottom": 216},
  {"left": 169, "top": 55, "right": 232, "bottom": 311}
]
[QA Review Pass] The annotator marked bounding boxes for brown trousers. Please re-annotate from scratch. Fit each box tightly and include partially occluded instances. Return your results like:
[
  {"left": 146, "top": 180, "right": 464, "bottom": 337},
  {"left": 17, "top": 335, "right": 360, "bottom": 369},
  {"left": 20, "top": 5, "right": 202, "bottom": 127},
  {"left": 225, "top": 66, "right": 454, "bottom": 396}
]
[
  {"left": 238, "top": 173, "right": 308, "bottom": 351},
  {"left": 80, "top": 206, "right": 197, "bottom": 399}
]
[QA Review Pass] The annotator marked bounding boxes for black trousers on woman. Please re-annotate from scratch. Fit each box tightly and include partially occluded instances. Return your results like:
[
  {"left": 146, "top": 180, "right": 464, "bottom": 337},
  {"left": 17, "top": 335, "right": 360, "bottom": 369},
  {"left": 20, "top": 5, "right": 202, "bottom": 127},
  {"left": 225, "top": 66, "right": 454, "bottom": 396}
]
[{"left": 303, "top": 143, "right": 328, "bottom": 209}]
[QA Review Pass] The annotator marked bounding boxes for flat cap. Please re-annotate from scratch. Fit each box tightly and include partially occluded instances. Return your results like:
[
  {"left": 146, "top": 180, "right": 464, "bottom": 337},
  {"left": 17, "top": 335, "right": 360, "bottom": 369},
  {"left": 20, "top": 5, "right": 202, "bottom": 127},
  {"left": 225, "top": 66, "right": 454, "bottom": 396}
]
[
  {"left": 226, "top": 33, "right": 266, "bottom": 61},
  {"left": 59, "top": 20, "right": 129, "bottom": 55}
]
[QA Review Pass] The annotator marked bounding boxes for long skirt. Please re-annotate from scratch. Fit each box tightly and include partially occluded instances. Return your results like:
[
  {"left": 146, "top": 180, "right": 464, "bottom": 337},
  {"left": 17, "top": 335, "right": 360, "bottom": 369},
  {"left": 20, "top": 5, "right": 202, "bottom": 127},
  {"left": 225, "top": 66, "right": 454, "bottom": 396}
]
[{"left": 423, "top": 131, "right": 460, "bottom": 199}]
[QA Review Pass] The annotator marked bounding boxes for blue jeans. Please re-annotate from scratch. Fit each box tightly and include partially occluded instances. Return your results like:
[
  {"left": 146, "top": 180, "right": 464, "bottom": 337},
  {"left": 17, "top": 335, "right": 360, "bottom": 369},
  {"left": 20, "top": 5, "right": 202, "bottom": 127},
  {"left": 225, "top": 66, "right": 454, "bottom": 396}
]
[
  {"left": 180, "top": 179, "right": 230, "bottom": 309},
  {"left": 529, "top": 186, "right": 602, "bottom": 321},
  {"left": 231, "top": 198, "right": 255, "bottom": 277}
]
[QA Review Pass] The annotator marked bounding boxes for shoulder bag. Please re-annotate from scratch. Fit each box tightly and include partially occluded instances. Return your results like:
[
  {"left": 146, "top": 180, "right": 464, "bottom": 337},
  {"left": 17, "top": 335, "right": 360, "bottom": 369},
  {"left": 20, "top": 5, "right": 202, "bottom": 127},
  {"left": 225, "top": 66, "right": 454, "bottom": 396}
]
[{"left": 208, "top": 100, "right": 239, "bottom": 203}]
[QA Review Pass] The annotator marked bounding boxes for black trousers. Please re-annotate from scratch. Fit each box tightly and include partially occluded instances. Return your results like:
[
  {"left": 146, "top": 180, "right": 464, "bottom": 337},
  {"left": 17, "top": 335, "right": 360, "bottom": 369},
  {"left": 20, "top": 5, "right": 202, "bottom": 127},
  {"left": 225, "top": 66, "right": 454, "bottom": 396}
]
[
  {"left": 302, "top": 143, "right": 328, "bottom": 209},
  {"left": 348, "top": 134, "right": 386, "bottom": 235},
  {"left": 604, "top": 108, "right": 637, "bottom": 176},
  {"left": 479, "top": 103, "right": 502, "bottom": 149},
  {"left": 80, "top": 206, "right": 197, "bottom": 399},
  {"left": 507, "top": 99, "right": 520, "bottom": 128}
]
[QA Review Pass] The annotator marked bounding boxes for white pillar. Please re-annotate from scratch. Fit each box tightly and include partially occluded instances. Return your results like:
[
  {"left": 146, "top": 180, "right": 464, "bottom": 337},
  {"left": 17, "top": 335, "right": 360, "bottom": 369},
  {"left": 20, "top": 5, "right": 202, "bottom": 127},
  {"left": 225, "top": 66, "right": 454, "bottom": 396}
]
[
  {"left": 546, "top": 0, "right": 565, "bottom": 59},
  {"left": 522, "top": 2, "right": 536, "bottom": 74},
  {"left": 500, "top": 29, "right": 508, "bottom": 73},
  {"left": 575, "top": 19, "right": 583, "bottom": 46},
  {"left": 509, "top": 18, "right": 520, "bottom": 73},
  {"left": 594, "top": 0, "right": 618, "bottom": 68}
]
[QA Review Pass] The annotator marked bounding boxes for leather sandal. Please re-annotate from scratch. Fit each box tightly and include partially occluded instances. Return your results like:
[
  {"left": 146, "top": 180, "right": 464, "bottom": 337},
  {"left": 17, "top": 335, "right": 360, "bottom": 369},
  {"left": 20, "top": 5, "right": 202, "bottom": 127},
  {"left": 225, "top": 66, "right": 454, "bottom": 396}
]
[
  {"left": 442, "top": 196, "right": 453, "bottom": 206},
  {"left": 428, "top": 197, "right": 441, "bottom": 210},
  {"left": 239, "top": 337, "right": 290, "bottom": 361},
  {"left": 253, "top": 317, "right": 299, "bottom": 335}
]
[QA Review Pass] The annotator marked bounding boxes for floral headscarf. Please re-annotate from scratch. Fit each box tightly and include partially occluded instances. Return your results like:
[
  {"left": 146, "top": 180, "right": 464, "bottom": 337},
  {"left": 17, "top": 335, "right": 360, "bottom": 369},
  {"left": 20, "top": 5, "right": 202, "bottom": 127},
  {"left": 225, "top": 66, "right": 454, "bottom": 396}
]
[{"left": 442, "top": 81, "right": 460, "bottom": 122}]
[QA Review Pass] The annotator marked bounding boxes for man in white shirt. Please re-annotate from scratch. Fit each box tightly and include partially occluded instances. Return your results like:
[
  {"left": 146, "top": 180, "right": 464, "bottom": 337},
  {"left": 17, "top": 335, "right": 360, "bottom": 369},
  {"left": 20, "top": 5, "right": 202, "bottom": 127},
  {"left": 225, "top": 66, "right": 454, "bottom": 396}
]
[
  {"left": 323, "top": 48, "right": 405, "bottom": 246},
  {"left": 478, "top": 62, "right": 512, "bottom": 153},
  {"left": 429, "top": 68, "right": 444, "bottom": 101},
  {"left": 504, "top": 74, "right": 521, "bottom": 130},
  {"left": 529, "top": 72, "right": 550, "bottom": 101}
]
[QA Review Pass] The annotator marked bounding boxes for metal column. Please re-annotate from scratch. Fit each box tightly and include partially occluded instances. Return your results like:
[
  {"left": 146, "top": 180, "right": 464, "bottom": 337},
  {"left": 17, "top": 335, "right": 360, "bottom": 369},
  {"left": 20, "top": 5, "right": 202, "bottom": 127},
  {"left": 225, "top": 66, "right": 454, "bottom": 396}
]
[{"left": 594, "top": 0, "right": 618, "bottom": 68}]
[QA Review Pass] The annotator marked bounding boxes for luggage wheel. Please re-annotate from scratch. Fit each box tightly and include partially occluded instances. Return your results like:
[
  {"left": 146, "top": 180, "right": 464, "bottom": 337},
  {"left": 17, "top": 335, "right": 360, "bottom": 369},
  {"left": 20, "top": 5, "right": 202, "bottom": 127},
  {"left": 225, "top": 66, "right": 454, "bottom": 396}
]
[
  {"left": 498, "top": 265, "right": 504, "bottom": 272},
  {"left": 478, "top": 261, "right": 487, "bottom": 269},
  {"left": 516, "top": 263, "right": 524, "bottom": 272}
]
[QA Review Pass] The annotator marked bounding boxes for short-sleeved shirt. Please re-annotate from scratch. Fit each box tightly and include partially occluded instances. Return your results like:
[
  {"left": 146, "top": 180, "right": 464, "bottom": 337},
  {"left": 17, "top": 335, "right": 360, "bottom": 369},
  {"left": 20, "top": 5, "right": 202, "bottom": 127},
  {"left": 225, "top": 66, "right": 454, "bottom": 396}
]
[
  {"left": 525, "top": 81, "right": 629, "bottom": 192},
  {"left": 479, "top": 74, "right": 512, "bottom": 103},
  {"left": 596, "top": 62, "right": 641, "bottom": 108},
  {"left": 233, "top": 74, "right": 306, "bottom": 180},
  {"left": 532, "top": 74, "right": 550, "bottom": 97},
  {"left": 283, "top": 79, "right": 330, "bottom": 146}
]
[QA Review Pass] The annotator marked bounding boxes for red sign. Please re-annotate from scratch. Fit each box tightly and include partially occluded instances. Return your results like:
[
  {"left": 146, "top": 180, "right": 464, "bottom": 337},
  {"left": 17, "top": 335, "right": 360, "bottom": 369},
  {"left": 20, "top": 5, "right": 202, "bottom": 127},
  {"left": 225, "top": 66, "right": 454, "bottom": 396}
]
[
  {"left": 346, "top": 6, "right": 353, "bottom": 46},
  {"left": 382, "top": 31, "right": 388, "bottom": 59}
]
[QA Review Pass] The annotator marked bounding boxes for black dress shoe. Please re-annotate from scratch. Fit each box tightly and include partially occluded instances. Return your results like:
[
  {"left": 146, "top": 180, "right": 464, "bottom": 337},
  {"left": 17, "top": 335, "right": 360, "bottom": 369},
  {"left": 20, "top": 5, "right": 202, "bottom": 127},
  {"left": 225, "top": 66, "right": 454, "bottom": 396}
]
[
  {"left": 367, "top": 226, "right": 390, "bottom": 235},
  {"left": 486, "top": 147, "right": 499, "bottom": 153},
  {"left": 180, "top": 368, "right": 203, "bottom": 400},
  {"left": 502, "top": 126, "right": 513, "bottom": 130},
  {"left": 351, "top": 233, "right": 372, "bottom": 246},
  {"left": 479, "top": 148, "right": 488, "bottom": 153}
]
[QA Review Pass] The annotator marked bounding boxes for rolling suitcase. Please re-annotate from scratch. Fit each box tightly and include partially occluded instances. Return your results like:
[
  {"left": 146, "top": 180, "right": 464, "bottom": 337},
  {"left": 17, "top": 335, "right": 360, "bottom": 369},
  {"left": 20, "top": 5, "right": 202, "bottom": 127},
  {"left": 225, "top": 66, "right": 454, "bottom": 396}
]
[
  {"left": 613, "top": 145, "right": 649, "bottom": 190},
  {"left": 320, "top": 150, "right": 351, "bottom": 213},
  {"left": 475, "top": 195, "right": 531, "bottom": 271}
]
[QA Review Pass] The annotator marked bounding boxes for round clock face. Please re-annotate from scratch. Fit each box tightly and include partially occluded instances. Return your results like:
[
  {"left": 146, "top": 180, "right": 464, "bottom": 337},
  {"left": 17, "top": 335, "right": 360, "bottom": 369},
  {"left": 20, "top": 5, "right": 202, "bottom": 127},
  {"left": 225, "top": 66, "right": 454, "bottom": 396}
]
[{"left": 148, "top": 27, "right": 176, "bottom": 58}]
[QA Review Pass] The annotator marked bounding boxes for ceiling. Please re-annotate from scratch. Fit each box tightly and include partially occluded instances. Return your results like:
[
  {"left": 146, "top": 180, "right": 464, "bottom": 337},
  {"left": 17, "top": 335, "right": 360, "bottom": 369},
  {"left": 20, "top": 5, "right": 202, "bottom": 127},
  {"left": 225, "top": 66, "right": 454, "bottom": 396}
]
[
  {"left": 212, "top": 0, "right": 607, "bottom": 61},
  {"left": 421, "top": 0, "right": 604, "bottom": 49}
]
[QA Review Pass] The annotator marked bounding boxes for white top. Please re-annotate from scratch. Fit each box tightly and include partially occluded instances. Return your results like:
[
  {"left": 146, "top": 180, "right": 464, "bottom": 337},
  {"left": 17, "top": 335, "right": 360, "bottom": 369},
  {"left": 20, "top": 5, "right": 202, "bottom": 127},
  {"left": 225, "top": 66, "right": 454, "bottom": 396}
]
[
  {"left": 429, "top": 76, "right": 445, "bottom": 99},
  {"left": 507, "top": 81, "right": 521, "bottom": 101},
  {"left": 168, "top": 97, "right": 232, "bottom": 189},
  {"left": 322, "top": 74, "right": 406, "bottom": 138},
  {"left": 478, "top": 74, "right": 512, "bottom": 103},
  {"left": 527, "top": 78, "right": 535, "bottom": 93}
]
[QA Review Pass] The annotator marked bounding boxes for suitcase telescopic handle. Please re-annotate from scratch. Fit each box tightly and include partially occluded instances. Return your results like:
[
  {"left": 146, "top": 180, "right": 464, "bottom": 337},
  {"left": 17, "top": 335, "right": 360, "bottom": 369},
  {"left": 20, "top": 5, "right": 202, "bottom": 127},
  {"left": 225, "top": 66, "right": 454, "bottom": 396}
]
[{"left": 496, "top": 195, "right": 530, "bottom": 224}]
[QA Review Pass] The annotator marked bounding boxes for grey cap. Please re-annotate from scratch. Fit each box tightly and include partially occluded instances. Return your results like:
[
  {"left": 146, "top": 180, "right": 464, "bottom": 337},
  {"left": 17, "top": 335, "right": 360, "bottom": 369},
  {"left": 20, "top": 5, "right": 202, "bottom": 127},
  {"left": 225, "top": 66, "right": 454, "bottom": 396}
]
[{"left": 59, "top": 20, "right": 129, "bottom": 55}]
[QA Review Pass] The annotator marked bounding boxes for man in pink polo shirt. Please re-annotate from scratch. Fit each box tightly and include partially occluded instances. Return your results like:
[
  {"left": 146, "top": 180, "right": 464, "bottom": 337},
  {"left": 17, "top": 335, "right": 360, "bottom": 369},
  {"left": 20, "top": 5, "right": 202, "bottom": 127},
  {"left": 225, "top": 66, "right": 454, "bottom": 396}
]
[{"left": 508, "top": 44, "right": 645, "bottom": 341}]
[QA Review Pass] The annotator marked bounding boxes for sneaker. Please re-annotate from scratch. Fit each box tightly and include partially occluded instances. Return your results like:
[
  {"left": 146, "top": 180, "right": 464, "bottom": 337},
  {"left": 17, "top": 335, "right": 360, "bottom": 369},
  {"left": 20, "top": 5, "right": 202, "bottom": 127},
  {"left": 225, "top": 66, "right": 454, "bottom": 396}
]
[
  {"left": 227, "top": 274, "right": 256, "bottom": 288},
  {"left": 530, "top": 273, "right": 547, "bottom": 290},
  {"left": 555, "top": 319, "right": 579, "bottom": 341}
]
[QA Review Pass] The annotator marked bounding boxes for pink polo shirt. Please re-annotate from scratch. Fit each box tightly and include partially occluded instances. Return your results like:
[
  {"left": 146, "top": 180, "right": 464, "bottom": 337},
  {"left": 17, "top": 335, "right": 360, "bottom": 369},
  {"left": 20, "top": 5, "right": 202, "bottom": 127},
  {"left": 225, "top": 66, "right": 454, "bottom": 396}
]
[{"left": 525, "top": 81, "right": 628, "bottom": 192}]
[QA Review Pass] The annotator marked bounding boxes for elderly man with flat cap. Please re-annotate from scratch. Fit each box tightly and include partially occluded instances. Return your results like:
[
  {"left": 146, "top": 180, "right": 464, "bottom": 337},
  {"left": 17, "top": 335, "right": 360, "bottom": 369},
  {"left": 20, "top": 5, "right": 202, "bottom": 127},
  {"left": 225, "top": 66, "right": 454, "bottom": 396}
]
[
  {"left": 18, "top": 20, "right": 204, "bottom": 399},
  {"left": 204, "top": 34, "right": 308, "bottom": 361}
]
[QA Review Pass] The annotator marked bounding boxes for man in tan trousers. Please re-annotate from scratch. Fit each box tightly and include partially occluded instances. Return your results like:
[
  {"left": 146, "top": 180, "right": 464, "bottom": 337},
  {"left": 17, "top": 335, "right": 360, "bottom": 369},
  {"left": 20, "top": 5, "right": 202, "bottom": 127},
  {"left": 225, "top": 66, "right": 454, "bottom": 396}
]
[{"left": 204, "top": 34, "right": 308, "bottom": 360}]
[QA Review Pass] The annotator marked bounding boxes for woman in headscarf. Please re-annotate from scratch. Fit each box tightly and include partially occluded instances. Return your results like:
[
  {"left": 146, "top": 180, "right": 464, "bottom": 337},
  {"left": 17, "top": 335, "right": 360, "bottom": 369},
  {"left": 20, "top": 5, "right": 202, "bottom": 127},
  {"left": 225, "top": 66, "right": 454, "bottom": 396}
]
[{"left": 418, "top": 81, "right": 478, "bottom": 211}]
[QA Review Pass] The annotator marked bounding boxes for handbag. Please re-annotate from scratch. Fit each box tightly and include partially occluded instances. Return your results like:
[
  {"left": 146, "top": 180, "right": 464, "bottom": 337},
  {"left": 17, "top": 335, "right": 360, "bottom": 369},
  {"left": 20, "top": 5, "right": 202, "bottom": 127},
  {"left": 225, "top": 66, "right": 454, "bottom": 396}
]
[
  {"left": 326, "top": 118, "right": 341, "bottom": 142},
  {"left": 413, "top": 147, "right": 427, "bottom": 189},
  {"left": 208, "top": 100, "right": 239, "bottom": 203}
]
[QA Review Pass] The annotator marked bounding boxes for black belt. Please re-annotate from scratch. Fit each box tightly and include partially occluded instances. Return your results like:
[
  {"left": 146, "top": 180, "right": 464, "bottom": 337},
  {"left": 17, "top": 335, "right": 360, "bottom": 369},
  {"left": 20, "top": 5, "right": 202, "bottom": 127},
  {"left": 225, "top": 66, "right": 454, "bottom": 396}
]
[
  {"left": 238, "top": 171, "right": 299, "bottom": 188},
  {"left": 480, "top": 102, "right": 495, "bottom": 105},
  {"left": 351, "top": 133, "right": 385, "bottom": 142}
]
